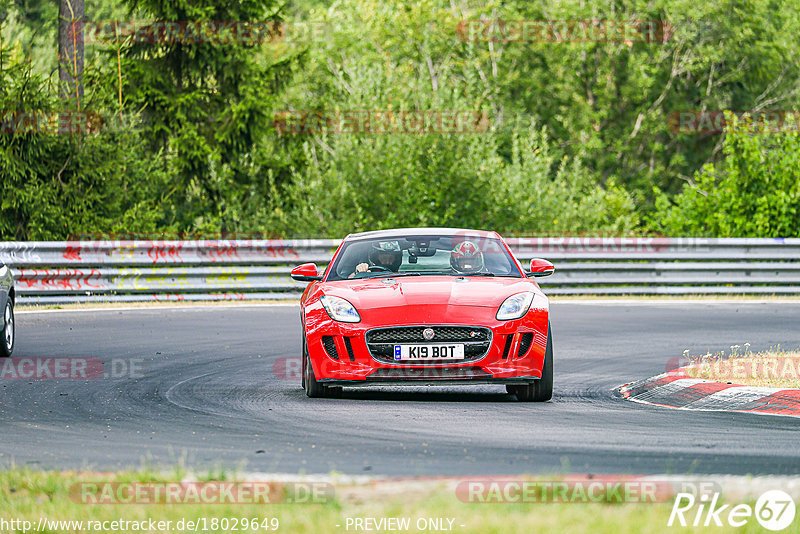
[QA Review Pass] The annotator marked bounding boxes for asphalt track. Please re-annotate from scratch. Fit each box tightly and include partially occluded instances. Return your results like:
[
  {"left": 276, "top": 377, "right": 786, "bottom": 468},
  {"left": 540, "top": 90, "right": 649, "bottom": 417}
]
[{"left": 1, "top": 302, "right": 799, "bottom": 476}]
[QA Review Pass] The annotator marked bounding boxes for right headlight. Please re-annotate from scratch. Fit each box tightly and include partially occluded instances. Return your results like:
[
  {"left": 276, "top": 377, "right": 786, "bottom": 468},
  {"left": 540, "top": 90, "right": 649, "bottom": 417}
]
[
  {"left": 319, "top": 295, "right": 361, "bottom": 323},
  {"left": 496, "top": 292, "right": 548, "bottom": 320},
  {"left": 496, "top": 292, "right": 534, "bottom": 321}
]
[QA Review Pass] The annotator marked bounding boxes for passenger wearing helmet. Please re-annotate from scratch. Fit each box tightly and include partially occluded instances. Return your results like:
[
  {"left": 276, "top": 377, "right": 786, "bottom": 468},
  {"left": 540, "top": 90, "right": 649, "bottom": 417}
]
[
  {"left": 450, "top": 240, "right": 484, "bottom": 273},
  {"left": 351, "top": 241, "right": 403, "bottom": 276}
]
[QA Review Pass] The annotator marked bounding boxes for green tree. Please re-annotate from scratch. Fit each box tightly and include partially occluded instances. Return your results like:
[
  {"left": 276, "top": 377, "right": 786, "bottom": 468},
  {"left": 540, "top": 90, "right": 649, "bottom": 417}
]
[
  {"left": 0, "top": 40, "right": 171, "bottom": 240},
  {"left": 118, "top": 0, "right": 298, "bottom": 232}
]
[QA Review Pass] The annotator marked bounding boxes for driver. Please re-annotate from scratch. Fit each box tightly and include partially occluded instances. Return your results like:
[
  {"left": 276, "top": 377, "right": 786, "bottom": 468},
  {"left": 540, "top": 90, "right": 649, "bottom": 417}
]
[
  {"left": 450, "top": 240, "right": 484, "bottom": 273},
  {"left": 351, "top": 241, "right": 403, "bottom": 277}
]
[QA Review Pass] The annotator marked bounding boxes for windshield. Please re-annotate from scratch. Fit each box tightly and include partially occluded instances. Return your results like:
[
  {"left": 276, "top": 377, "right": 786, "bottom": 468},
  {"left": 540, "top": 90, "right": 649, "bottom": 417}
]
[{"left": 327, "top": 234, "right": 523, "bottom": 281}]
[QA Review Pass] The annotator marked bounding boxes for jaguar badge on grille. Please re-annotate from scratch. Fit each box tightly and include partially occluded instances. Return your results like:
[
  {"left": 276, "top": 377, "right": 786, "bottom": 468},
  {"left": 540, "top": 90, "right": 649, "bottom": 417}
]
[{"left": 423, "top": 328, "right": 435, "bottom": 340}]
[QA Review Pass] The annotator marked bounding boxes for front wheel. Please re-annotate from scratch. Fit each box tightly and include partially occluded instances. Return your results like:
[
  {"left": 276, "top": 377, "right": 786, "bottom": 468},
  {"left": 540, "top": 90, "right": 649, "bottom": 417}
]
[
  {"left": 303, "top": 340, "right": 328, "bottom": 398},
  {"left": 1, "top": 299, "right": 13, "bottom": 358},
  {"left": 515, "top": 323, "right": 553, "bottom": 402}
]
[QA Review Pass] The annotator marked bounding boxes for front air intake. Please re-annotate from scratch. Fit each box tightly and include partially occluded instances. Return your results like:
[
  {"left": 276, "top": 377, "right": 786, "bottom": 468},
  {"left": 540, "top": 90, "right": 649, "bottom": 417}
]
[
  {"left": 517, "top": 333, "right": 534, "bottom": 358},
  {"left": 343, "top": 337, "right": 356, "bottom": 361},
  {"left": 321, "top": 336, "right": 339, "bottom": 360},
  {"left": 501, "top": 335, "right": 513, "bottom": 359}
]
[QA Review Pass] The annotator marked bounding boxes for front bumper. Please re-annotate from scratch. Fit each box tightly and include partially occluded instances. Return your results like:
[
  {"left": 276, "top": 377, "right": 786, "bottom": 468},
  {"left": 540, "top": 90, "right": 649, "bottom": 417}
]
[{"left": 304, "top": 302, "right": 549, "bottom": 386}]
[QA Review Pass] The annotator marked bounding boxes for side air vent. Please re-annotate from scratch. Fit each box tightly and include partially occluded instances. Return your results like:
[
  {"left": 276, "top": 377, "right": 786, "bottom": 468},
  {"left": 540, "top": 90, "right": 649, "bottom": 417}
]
[
  {"left": 343, "top": 337, "right": 356, "bottom": 361},
  {"left": 502, "top": 335, "right": 513, "bottom": 359},
  {"left": 517, "top": 333, "right": 534, "bottom": 358},
  {"left": 321, "top": 336, "right": 339, "bottom": 360}
]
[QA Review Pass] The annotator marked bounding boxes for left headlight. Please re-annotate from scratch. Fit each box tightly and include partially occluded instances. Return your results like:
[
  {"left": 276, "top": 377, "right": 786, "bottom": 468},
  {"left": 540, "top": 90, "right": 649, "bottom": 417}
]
[
  {"left": 319, "top": 295, "right": 361, "bottom": 323},
  {"left": 496, "top": 292, "right": 544, "bottom": 321}
]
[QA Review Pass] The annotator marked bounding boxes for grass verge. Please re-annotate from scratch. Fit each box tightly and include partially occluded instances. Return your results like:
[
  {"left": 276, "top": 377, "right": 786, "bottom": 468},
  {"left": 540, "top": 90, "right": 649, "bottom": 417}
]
[{"left": 0, "top": 469, "right": 793, "bottom": 534}]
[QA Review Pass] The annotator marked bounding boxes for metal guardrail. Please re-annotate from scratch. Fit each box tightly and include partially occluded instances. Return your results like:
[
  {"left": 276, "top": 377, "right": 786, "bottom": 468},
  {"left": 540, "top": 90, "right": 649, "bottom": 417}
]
[{"left": 1, "top": 237, "right": 799, "bottom": 304}]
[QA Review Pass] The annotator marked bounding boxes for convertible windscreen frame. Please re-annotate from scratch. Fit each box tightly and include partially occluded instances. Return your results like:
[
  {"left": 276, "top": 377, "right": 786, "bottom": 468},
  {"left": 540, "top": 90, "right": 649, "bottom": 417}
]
[{"left": 326, "top": 234, "right": 525, "bottom": 281}]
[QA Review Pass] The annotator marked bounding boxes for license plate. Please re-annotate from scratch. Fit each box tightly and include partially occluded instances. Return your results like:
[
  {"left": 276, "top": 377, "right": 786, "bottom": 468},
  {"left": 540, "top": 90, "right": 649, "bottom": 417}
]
[{"left": 393, "top": 344, "right": 465, "bottom": 361}]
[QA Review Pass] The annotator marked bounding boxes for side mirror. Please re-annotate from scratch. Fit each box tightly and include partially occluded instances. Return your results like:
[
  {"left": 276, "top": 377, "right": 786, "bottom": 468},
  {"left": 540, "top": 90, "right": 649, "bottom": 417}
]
[
  {"left": 291, "top": 263, "right": 322, "bottom": 282},
  {"left": 528, "top": 258, "right": 555, "bottom": 277}
]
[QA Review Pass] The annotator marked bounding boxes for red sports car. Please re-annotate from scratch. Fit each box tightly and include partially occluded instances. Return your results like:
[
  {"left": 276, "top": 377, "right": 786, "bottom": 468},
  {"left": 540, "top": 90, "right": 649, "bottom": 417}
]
[{"left": 290, "top": 228, "right": 555, "bottom": 401}]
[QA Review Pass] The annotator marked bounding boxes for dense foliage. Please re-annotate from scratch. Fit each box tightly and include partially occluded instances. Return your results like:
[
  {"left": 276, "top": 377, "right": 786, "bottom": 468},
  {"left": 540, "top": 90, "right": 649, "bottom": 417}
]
[
  {"left": 651, "top": 116, "right": 800, "bottom": 237},
  {"left": 1, "top": 0, "right": 800, "bottom": 239}
]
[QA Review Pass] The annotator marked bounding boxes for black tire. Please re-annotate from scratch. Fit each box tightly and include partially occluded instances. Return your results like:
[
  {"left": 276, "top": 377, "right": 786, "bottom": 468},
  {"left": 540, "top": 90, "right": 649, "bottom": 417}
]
[
  {"left": 515, "top": 323, "right": 553, "bottom": 402},
  {"left": 303, "top": 339, "right": 328, "bottom": 398},
  {"left": 1, "top": 298, "right": 13, "bottom": 358},
  {"left": 301, "top": 342, "right": 306, "bottom": 389}
]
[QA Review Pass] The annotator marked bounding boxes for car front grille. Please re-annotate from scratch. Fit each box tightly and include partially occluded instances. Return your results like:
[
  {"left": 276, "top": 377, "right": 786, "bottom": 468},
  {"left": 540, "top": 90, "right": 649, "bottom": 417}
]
[
  {"left": 367, "top": 326, "right": 491, "bottom": 343},
  {"left": 366, "top": 326, "right": 492, "bottom": 364}
]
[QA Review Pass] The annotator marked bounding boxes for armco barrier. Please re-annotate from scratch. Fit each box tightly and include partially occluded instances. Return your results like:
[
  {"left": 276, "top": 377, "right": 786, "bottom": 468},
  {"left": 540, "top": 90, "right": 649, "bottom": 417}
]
[{"left": 1, "top": 237, "right": 799, "bottom": 304}]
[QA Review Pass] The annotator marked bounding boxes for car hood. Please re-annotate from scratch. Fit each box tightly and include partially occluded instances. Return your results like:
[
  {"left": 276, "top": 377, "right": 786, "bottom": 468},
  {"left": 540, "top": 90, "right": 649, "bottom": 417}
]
[{"left": 319, "top": 276, "right": 539, "bottom": 310}]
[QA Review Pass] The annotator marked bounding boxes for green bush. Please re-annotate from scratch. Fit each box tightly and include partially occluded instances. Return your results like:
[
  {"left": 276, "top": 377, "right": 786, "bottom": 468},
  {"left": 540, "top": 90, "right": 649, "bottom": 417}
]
[
  {"left": 260, "top": 120, "right": 638, "bottom": 237},
  {"left": 650, "top": 116, "right": 800, "bottom": 237}
]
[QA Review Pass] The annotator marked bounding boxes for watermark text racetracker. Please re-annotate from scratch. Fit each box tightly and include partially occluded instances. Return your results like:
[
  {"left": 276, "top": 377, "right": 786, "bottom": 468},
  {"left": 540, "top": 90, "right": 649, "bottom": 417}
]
[
  {"left": 273, "top": 110, "right": 490, "bottom": 135},
  {"left": 274, "top": 358, "right": 508, "bottom": 381},
  {"left": 70, "top": 481, "right": 333, "bottom": 505},
  {"left": 71, "top": 20, "right": 325, "bottom": 45},
  {"left": 0, "top": 358, "right": 143, "bottom": 380},
  {"left": 668, "top": 110, "right": 800, "bottom": 134},
  {"left": 455, "top": 478, "right": 712, "bottom": 504},
  {"left": 0, "top": 111, "right": 104, "bottom": 135},
  {"left": 506, "top": 236, "right": 711, "bottom": 254},
  {"left": 667, "top": 353, "right": 800, "bottom": 382},
  {"left": 457, "top": 19, "right": 673, "bottom": 43}
]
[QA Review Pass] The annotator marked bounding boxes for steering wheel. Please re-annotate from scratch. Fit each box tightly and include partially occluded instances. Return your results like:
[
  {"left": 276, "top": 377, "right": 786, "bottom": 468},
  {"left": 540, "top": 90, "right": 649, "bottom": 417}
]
[{"left": 368, "top": 265, "right": 391, "bottom": 272}]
